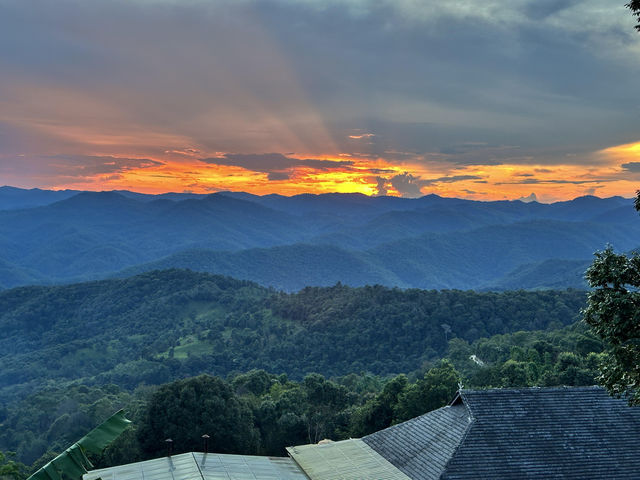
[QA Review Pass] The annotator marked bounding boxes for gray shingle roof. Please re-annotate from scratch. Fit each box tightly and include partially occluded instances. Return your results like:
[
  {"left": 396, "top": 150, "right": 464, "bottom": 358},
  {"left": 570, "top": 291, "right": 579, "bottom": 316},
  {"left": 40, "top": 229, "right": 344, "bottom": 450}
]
[
  {"left": 362, "top": 403, "right": 471, "bottom": 480},
  {"left": 364, "top": 386, "right": 640, "bottom": 480}
]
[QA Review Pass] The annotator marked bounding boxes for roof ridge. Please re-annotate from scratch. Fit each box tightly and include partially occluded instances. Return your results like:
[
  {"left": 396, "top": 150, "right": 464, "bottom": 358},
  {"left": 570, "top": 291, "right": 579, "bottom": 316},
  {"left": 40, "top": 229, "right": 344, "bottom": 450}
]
[
  {"left": 190, "top": 452, "right": 205, "bottom": 480},
  {"left": 438, "top": 404, "right": 475, "bottom": 480},
  {"left": 458, "top": 390, "right": 474, "bottom": 418},
  {"left": 411, "top": 406, "right": 473, "bottom": 475},
  {"left": 363, "top": 403, "right": 472, "bottom": 480},
  {"left": 460, "top": 385, "right": 604, "bottom": 394},
  {"left": 362, "top": 404, "right": 451, "bottom": 439}
]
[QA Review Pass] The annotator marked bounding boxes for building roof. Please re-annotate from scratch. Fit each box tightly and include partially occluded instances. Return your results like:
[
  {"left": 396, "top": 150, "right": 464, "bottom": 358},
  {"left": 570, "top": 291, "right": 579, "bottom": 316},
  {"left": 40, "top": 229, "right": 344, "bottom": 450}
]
[
  {"left": 82, "top": 451, "right": 308, "bottom": 480},
  {"left": 363, "top": 386, "right": 640, "bottom": 480},
  {"left": 287, "top": 438, "right": 410, "bottom": 480},
  {"left": 362, "top": 402, "right": 470, "bottom": 480},
  {"left": 83, "top": 387, "right": 640, "bottom": 480}
]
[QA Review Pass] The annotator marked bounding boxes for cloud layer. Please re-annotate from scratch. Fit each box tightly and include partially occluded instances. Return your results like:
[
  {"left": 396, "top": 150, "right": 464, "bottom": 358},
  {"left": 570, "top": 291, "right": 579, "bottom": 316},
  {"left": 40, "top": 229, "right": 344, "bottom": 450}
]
[
  {"left": 0, "top": 0, "right": 639, "bottom": 200},
  {"left": 201, "top": 153, "right": 354, "bottom": 180}
]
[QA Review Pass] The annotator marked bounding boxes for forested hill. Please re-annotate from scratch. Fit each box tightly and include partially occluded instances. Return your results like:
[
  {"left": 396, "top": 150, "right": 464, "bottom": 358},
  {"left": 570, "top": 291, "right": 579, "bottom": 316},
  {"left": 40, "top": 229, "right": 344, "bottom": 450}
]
[
  {"left": 0, "top": 269, "right": 586, "bottom": 404},
  {"left": 0, "top": 188, "right": 636, "bottom": 291}
]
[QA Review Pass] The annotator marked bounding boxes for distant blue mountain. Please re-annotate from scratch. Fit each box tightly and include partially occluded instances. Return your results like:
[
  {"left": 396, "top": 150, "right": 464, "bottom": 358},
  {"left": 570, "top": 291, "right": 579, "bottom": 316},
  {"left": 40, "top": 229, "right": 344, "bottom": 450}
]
[
  {"left": 0, "top": 187, "right": 635, "bottom": 290},
  {"left": 482, "top": 259, "right": 590, "bottom": 291},
  {"left": 0, "top": 186, "right": 81, "bottom": 210}
]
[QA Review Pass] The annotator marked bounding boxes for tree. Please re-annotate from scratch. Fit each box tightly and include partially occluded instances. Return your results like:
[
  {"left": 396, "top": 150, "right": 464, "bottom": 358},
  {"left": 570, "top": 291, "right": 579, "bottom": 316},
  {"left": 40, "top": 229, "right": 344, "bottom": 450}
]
[
  {"left": 583, "top": 192, "right": 640, "bottom": 404},
  {"left": 500, "top": 360, "right": 529, "bottom": 387},
  {"left": 300, "top": 374, "right": 351, "bottom": 444},
  {"left": 628, "top": 1, "right": 640, "bottom": 31},
  {"left": 0, "top": 451, "right": 27, "bottom": 480},
  {"left": 349, "top": 375, "right": 408, "bottom": 437},
  {"left": 136, "top": 375, "right": 259, "bottom": 458},
  {"left": 393, "top": 360, "right": 460, "bottom": 423},
  {"left": 232, "top": 369, "right": 273, "bottom": 397}
]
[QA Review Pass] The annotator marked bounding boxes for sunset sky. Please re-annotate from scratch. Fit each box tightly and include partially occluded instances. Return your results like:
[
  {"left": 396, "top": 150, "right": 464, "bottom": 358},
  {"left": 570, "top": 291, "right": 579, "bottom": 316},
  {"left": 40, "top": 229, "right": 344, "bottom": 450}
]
[{"left": 1, "top": 0, "right": 639, "bottom": 202}]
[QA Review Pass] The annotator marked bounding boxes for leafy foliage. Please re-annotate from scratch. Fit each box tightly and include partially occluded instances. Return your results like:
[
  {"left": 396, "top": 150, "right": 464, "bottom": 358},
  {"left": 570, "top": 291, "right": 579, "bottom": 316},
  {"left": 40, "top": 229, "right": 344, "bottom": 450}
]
[
  {"left": 0, "top": 384, "right": 140, "bottom": 466},
  {"left": 583, "top": 249, "right": 640, "bottom": 404},
  {"left": 581, "top": 189, "right": 640, "bottom": 404},
  {"left": 628, "top": 0, "right": 640, "bottom": 31},
  {"left": 137, "top": 375, "right": 259, "bottom": 458},
  {"left": 0, "top": 270, "right": 586, "bottom": 406},
  {"left": 0, "top": 451, "right": 27, "bottom": 480},
  {"left": 392, "top": 360, "right": 460, "bottom": 423},
  {"left": 0, "top": 267, "right": 603, "bottom": 469},
  {"left": 1, "top": 318, "right": 608, "bottom": 470},
  {"left": 447, "top": 323, "right": 604, "bottom": 390}
]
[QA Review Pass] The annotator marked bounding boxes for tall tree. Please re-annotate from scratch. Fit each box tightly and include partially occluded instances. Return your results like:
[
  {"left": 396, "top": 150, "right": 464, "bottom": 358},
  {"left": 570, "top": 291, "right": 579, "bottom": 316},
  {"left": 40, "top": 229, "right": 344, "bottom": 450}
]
[
  {"left": 583, "top": 192, "right": 640, "bottom": 404},
  {"left": 136, "top": 375, "right": 260, "bottom": 458}
]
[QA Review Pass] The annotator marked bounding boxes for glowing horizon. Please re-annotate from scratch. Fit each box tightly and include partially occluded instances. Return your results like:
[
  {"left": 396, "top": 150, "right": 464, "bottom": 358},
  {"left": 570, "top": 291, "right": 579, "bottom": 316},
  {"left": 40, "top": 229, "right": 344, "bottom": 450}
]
[{"left": 3, "top": 139, "right": 634, "bottom": 204}]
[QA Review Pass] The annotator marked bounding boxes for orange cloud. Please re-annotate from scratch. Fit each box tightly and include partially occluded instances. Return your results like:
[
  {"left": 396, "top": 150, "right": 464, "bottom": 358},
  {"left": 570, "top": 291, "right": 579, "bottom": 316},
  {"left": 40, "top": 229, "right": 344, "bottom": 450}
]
[
  {"left": 42, "top": 155, "right": 629, "bottom": 201},
  {"left": 46, "top": 155, "right": 402, "bottom": 196},
  {"left": 32, "top": 139, "right": 640, "bottom": 201},
  {"left": 600, "top": 141, "right": 640, "bottom": 162}
]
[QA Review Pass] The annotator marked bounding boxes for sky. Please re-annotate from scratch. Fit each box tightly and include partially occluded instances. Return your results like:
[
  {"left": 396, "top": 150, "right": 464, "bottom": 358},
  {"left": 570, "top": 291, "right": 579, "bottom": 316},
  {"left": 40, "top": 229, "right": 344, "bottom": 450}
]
[{"left": 0, "top": 0, "right": 639, "bottom": 202}]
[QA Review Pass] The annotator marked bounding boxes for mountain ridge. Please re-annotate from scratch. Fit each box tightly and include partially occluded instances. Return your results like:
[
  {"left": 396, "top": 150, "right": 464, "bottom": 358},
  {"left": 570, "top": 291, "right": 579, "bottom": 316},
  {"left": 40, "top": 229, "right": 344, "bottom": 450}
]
[
  {"left": 0, "top": 268, "right": 587, "bottom": 405},
  {"left": 0, "top": 187, "right": 635, "bottom": 290}
]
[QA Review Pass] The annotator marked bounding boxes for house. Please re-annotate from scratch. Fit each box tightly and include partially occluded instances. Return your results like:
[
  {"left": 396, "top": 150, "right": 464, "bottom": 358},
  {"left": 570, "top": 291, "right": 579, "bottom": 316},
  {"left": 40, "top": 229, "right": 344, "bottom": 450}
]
[
  {"left": 83, "top": 386, "right": 640, "bottom": 480},
  {"left": 362, "top": 386, "right": 640, "bottom": 479}
]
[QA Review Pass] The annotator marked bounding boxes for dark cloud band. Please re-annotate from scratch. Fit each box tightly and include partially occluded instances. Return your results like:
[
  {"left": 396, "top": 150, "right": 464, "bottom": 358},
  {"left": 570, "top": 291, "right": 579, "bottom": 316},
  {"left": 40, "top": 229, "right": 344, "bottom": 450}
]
[{"left": 201, "top": 153, "right": 354, "bottom": 180}]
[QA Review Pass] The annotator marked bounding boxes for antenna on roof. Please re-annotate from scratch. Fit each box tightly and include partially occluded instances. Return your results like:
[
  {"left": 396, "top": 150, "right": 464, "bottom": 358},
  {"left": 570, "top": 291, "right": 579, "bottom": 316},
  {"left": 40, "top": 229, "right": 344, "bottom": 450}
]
[{"left": 165, "top": 438, "right": 173, "bottom": 456}]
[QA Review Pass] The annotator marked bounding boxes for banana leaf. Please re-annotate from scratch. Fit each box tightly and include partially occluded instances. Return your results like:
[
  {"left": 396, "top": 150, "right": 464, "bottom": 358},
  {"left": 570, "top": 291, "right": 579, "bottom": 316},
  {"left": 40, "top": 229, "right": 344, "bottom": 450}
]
[{"left": 27, "top": 409, "right": 131, "bottom": 480}]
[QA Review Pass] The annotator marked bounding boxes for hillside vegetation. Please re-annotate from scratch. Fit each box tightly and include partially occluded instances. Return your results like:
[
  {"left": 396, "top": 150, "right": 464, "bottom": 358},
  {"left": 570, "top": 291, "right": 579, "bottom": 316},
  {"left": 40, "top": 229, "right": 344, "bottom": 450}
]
[
  {"left": 0, "top": 269, "right": 586, "bottom": 406},
  {"left": 0, "top": 320, "right": 604, "bottom": 469}
]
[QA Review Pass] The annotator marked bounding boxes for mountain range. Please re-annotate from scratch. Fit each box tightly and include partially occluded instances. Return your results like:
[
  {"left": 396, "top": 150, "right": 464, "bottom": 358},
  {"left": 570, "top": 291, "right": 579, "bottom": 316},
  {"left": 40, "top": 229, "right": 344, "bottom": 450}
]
[{"left": 0, "top": 186, "right": 636, "bottom": 291}]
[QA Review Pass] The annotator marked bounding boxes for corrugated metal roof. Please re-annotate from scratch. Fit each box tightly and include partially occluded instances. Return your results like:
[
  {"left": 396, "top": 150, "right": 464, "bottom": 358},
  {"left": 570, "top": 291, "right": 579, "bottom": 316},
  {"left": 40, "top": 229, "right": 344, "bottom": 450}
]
[
  {"left": 287, "top": 439, "right": 411, "bottom": 480},
  {"left": 83, "top": 452, "right": 309, "bottom": 480}
]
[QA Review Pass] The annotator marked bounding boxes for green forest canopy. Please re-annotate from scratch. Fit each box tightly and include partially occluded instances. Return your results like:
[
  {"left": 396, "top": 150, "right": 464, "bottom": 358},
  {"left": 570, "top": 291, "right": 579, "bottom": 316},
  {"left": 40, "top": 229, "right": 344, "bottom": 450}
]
[
  {"left": 1, "top": 320, "right": 604, "bottom": 473},
  {"left": 0, "top": 270, "right": 586, "bottom": 403}
]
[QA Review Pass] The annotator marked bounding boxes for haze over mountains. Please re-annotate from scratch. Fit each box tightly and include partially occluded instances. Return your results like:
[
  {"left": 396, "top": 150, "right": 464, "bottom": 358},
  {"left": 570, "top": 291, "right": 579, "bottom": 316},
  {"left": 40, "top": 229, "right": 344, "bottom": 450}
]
[{"left": 0, "top": 186, "right": 635, "bottom": 291}]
